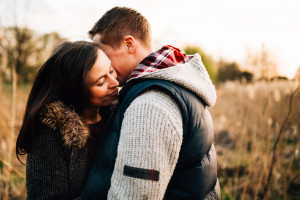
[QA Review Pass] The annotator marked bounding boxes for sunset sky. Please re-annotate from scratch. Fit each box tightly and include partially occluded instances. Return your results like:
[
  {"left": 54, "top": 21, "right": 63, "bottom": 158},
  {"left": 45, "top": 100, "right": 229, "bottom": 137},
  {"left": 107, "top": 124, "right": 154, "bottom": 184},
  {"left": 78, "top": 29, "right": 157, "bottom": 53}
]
[{"left": 1, "top": 0, "right": 300, "bottom": 78}]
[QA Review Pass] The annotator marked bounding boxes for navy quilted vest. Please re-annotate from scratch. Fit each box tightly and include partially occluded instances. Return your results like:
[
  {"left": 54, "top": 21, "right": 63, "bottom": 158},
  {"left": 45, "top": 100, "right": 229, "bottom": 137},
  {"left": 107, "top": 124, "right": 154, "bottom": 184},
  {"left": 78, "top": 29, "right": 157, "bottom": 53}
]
[{"left": 82, "top": 79, "right": 220, "bottom": 200}]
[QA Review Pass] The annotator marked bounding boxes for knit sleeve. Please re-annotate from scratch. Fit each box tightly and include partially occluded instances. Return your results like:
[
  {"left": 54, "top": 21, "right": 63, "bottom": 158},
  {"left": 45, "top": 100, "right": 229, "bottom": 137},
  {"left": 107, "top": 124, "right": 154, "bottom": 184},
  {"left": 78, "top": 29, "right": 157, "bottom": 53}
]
[
  {"left": 26, "top": 126, "right": 71, "bottom": 200},
  {"left": 108, "top": 89, "right": 183, "bottom": 200}
]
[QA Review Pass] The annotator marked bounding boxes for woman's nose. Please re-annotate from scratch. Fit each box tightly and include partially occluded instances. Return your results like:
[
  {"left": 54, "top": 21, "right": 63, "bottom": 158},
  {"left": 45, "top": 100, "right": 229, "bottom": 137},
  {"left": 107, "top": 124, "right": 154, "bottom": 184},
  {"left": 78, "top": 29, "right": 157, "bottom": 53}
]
[{"left": 108, "top": 74, "right": 119, "bottom": 88}]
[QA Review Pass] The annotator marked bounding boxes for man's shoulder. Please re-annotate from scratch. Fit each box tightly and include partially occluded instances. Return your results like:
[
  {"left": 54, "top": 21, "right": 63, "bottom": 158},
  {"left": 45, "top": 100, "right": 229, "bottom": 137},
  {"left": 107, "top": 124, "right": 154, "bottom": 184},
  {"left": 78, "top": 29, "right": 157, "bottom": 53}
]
[
  {"left": 122, "top": 88, "right": 183, "bottom": 137},
  {"left": 127, "top": 88, "right": 181, "bottom": 118},
  {"left": 132, "top": 88, "right": 176, "bottom": 105}
]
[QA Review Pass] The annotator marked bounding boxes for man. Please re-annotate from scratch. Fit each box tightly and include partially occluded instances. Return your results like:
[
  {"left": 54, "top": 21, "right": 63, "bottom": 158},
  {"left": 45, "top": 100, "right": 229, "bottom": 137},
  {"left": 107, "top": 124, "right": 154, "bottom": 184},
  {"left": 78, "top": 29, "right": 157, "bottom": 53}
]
[{"left": 82, "top": 6, "right": 220, "bottom": 199}]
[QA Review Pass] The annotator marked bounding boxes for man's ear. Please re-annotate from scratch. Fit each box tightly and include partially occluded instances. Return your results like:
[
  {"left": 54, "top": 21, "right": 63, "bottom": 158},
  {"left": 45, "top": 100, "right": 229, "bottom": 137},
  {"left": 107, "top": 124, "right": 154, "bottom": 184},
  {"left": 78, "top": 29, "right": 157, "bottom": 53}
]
[{"left": 124, "top": 35, "right": 136, "bottom": 54}]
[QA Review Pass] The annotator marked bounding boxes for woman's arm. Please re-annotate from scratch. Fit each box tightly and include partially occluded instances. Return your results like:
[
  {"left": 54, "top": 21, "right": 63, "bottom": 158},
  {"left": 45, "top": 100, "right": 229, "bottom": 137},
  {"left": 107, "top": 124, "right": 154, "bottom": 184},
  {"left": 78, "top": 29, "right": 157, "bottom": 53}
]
[{"left": 26, "top": 126, "right": 71, "bottom": 199}]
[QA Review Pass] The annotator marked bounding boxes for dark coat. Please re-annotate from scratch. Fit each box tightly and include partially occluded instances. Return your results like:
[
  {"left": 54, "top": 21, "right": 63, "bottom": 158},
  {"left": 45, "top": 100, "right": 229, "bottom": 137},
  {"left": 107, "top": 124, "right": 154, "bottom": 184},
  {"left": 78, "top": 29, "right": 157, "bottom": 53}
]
[{"left": 26, "top": 101, "right": 90, "bottom": 200}]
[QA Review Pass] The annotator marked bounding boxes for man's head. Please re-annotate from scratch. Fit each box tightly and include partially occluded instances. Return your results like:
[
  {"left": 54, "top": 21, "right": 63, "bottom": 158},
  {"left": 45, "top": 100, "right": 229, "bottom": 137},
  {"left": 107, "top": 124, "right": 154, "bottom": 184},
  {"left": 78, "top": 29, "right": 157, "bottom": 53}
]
[{"left": 89, "top": 7, "right": 153, "bottom": 85}]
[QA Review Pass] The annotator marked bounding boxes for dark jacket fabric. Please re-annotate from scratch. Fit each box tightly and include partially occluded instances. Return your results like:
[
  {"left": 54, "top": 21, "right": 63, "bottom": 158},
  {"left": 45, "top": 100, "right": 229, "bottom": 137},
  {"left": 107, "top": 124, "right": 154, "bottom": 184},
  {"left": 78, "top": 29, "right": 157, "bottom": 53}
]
[
  {"left": 26, "top": 102, "right": 90, "bottom": 200},
  {"left": 82, "top": 79, "right": 220, "bottom": 199}
]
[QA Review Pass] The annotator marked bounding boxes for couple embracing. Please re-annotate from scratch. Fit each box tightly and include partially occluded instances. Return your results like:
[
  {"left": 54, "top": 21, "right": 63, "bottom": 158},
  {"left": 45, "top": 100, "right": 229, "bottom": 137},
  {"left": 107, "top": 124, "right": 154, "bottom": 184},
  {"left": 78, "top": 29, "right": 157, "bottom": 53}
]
[{"left": 17, "top": 6, "right": 220, "bottom": 200}]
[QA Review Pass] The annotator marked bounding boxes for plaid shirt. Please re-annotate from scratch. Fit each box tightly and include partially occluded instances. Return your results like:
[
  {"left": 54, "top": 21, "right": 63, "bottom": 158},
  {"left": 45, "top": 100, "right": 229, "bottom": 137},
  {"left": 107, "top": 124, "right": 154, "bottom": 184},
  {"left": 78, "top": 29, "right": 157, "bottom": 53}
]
[{"left": 128, "top": 45, "right": 192, "bottom": 80}]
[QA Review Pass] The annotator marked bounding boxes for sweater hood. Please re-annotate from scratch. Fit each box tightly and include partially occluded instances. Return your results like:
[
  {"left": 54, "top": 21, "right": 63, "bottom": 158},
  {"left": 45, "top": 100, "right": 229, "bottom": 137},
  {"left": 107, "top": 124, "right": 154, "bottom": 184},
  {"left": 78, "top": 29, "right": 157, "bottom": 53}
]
[
  {"left": 128, "top": 46, "right": 217, "bottom": 107},
  {"left": 40, "top": 101, "right": 89, "bottom": 148}
]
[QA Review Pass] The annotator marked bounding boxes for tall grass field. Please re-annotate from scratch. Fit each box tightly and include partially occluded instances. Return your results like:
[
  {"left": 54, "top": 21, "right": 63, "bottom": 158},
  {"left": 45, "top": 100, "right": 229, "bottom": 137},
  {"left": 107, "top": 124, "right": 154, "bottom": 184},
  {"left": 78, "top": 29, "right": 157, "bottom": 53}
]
[{"left": 0, "top": 80, "right": 299, "bottom": 199}]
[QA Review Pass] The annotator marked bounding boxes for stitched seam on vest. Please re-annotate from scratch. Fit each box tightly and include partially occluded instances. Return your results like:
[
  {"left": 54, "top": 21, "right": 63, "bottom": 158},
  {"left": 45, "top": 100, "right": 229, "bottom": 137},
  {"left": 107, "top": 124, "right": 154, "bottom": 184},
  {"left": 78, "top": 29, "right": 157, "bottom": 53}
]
[
  {"left": 195, "top": 144, "right": 213, "bottom": 168},
  {"left": 195, "top": 107, "right": 207, "bottom": 122}
]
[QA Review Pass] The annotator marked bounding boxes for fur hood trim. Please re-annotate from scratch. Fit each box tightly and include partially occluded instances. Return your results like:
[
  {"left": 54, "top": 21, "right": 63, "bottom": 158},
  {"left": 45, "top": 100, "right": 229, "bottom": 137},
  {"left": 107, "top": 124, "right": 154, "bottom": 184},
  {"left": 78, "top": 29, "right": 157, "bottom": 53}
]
[{"left": 40, "top": 101, "right": 89, "bottom": 148}]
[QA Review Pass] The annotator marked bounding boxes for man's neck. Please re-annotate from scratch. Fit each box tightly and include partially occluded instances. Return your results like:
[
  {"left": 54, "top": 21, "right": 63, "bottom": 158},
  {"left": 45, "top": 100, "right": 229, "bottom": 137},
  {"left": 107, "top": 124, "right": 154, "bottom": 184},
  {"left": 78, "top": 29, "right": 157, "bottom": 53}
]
[{"left": 134, "top": 43, "right": 153, "bottom": 67}]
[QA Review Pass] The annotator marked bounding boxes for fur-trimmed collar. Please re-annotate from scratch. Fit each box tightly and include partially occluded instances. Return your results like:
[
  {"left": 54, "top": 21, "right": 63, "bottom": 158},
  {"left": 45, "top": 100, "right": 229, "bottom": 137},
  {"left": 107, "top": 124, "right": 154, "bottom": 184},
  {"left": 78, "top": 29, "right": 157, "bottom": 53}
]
[{"left": 40, "top": 101, "right": 89, "bottom": 148}]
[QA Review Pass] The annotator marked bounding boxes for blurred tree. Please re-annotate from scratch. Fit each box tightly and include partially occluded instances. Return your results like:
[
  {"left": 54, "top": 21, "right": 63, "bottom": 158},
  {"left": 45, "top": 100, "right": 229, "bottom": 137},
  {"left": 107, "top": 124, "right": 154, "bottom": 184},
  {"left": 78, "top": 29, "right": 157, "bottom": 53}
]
[
  {"left": 246, "top": 44, "right": 278, "bottom": 81},
  {"left": 218, "top": 61, "right": 241, "bottom": 82},
  {"left": 23, "top": 31, "right": 65, "bottom": 83},
  {"left": 240, "top": 71, "right": 253, "bottom": 83},
  {"left": 34, "top": 32, "right": 65, "bottom": 64},
  {"left": 0, "top": 26, "right": 34, "bottom": 82},
  {"left": 270, "top": 76, "right": 288, "bottom": 81},
  {"left": 0, "top": 26, "right": 64, "bottom": 84},
  {"left": 217, "top": 60, "right": 253, "bottom": 83},
  {"left": 184, "top": 46, "right": 217, "bottom": 84}
]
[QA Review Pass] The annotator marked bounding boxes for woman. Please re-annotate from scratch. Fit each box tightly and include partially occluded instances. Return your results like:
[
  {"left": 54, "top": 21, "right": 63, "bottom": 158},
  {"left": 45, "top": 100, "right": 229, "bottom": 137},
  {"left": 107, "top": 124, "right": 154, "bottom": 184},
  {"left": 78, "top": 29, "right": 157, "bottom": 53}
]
[{"left": 16, "top": 41, "right": 119, "bottom": 199}]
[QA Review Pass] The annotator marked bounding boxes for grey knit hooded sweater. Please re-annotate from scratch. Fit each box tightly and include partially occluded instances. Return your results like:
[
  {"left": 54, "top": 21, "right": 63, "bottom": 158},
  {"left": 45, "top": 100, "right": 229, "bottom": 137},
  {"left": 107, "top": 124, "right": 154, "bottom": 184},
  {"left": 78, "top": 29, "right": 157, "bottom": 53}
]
[
  {"left": 106, "top": 53, "right": 219, "bottom": 199},
  {"left": 26, "top": 102, "right": 90, "bottom": 200}
]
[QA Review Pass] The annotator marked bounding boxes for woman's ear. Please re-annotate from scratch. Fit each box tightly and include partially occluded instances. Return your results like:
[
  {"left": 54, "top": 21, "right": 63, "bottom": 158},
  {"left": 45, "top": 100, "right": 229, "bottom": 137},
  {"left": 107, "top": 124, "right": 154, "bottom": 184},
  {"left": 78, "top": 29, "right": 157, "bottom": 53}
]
[{"left": 124, "top": 35, "right": 136, "bottom": 54}]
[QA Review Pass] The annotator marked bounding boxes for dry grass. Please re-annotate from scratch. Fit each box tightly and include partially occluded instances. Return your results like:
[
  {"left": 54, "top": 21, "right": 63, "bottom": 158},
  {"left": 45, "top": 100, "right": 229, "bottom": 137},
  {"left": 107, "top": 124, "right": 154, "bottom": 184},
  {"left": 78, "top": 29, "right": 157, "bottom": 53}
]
[
  {"left": 0, "top": 86, "right": 29, "bottom": 200},
  {"left": 0, "top": 80, "right": 299, "bottom": 199},
  {"left": 210, "top": 80, "right": 300, "bottom": 200}
]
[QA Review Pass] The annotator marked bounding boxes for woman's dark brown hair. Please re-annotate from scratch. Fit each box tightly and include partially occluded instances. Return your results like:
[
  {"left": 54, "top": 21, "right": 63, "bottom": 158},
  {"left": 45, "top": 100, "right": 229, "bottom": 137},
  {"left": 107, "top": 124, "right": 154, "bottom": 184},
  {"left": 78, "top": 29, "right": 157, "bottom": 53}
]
[{"left": 16, "top": 41, "right": 99, "bottom": 162}]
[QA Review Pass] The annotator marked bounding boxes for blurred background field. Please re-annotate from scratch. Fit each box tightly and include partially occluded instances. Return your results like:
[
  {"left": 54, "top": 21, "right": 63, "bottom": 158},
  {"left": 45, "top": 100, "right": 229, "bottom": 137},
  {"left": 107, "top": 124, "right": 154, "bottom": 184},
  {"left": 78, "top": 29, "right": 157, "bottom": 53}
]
[
  {"left": 1, "top": 80, "right": 299, "bottom": 199},
  {"left": 0, "top": 86, "right": 28, "bottom": 200},
  {"left": 211, "top": 80, "right": 300, "bottom": 200},
  {"left": 1, "top": 21, "right": 300, "bottom": 200},
  {"left": 1, "top": 0, "right": 300, "bottom": 199}
]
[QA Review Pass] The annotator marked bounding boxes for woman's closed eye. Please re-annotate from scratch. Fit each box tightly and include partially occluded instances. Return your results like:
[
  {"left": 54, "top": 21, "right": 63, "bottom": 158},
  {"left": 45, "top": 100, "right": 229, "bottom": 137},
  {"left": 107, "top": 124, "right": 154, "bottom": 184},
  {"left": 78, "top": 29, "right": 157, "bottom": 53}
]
[
  {"left": 96, "top": 66, "right": 114, "bottom": 86},
  {"left": 97, "top": 78, "right": 105, "bottom": 86}
]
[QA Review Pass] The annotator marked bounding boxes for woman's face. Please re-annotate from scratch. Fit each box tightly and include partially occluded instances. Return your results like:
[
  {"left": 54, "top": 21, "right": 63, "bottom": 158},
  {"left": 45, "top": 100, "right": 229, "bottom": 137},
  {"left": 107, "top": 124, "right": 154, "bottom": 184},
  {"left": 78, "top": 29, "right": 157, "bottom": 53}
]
[{"left": 86, "top": 49, "right": 119, "bottom": 107}]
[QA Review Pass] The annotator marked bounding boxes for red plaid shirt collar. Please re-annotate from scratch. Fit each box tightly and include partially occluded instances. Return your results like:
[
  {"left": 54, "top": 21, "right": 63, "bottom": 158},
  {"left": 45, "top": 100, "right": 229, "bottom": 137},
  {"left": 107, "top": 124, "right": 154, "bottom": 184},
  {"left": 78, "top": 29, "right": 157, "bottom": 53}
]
[{"left": 128, "top": 45, "right": 191, "bottom": 80}]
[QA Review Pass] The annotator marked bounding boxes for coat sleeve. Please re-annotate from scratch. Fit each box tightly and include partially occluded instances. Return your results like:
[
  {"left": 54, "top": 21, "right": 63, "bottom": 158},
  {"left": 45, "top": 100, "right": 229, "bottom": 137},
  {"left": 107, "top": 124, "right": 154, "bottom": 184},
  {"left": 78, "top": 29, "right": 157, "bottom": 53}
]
[
  {"left": 26, "top": 126, "right": 72, "bottom": 200},
  {"left": 108, "top": 89, "right": 183, "bottom": 200}
]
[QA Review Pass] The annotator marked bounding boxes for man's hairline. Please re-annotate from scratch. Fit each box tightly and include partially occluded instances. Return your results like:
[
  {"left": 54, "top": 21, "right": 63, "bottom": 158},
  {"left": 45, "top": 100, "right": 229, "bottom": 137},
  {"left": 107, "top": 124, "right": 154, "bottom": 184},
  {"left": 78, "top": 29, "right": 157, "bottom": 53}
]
[{"left": 91, "top": 32, "right": 152, "bottom": 51}]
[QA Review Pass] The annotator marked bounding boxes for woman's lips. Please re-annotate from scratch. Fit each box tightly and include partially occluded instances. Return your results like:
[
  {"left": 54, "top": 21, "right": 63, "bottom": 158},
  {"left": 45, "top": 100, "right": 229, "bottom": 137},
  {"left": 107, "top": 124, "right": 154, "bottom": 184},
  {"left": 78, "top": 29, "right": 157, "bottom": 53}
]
[{"left": 108, "top": 88, "right": 118, "bottom": 96}]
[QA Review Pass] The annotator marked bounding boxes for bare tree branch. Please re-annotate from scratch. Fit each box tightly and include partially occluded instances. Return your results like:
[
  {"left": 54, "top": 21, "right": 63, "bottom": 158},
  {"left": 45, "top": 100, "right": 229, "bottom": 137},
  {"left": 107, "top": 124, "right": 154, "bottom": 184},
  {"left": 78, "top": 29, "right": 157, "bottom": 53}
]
[{"left": 262, "top": 83, "right": 300, "bottom": 199}]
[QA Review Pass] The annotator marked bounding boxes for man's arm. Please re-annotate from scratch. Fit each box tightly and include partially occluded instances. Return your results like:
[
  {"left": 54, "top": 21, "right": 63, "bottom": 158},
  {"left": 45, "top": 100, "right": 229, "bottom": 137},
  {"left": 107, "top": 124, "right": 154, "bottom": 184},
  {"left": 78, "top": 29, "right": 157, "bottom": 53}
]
[{"left": 108, "top": 89, "right": 183, "bottom": 200}]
